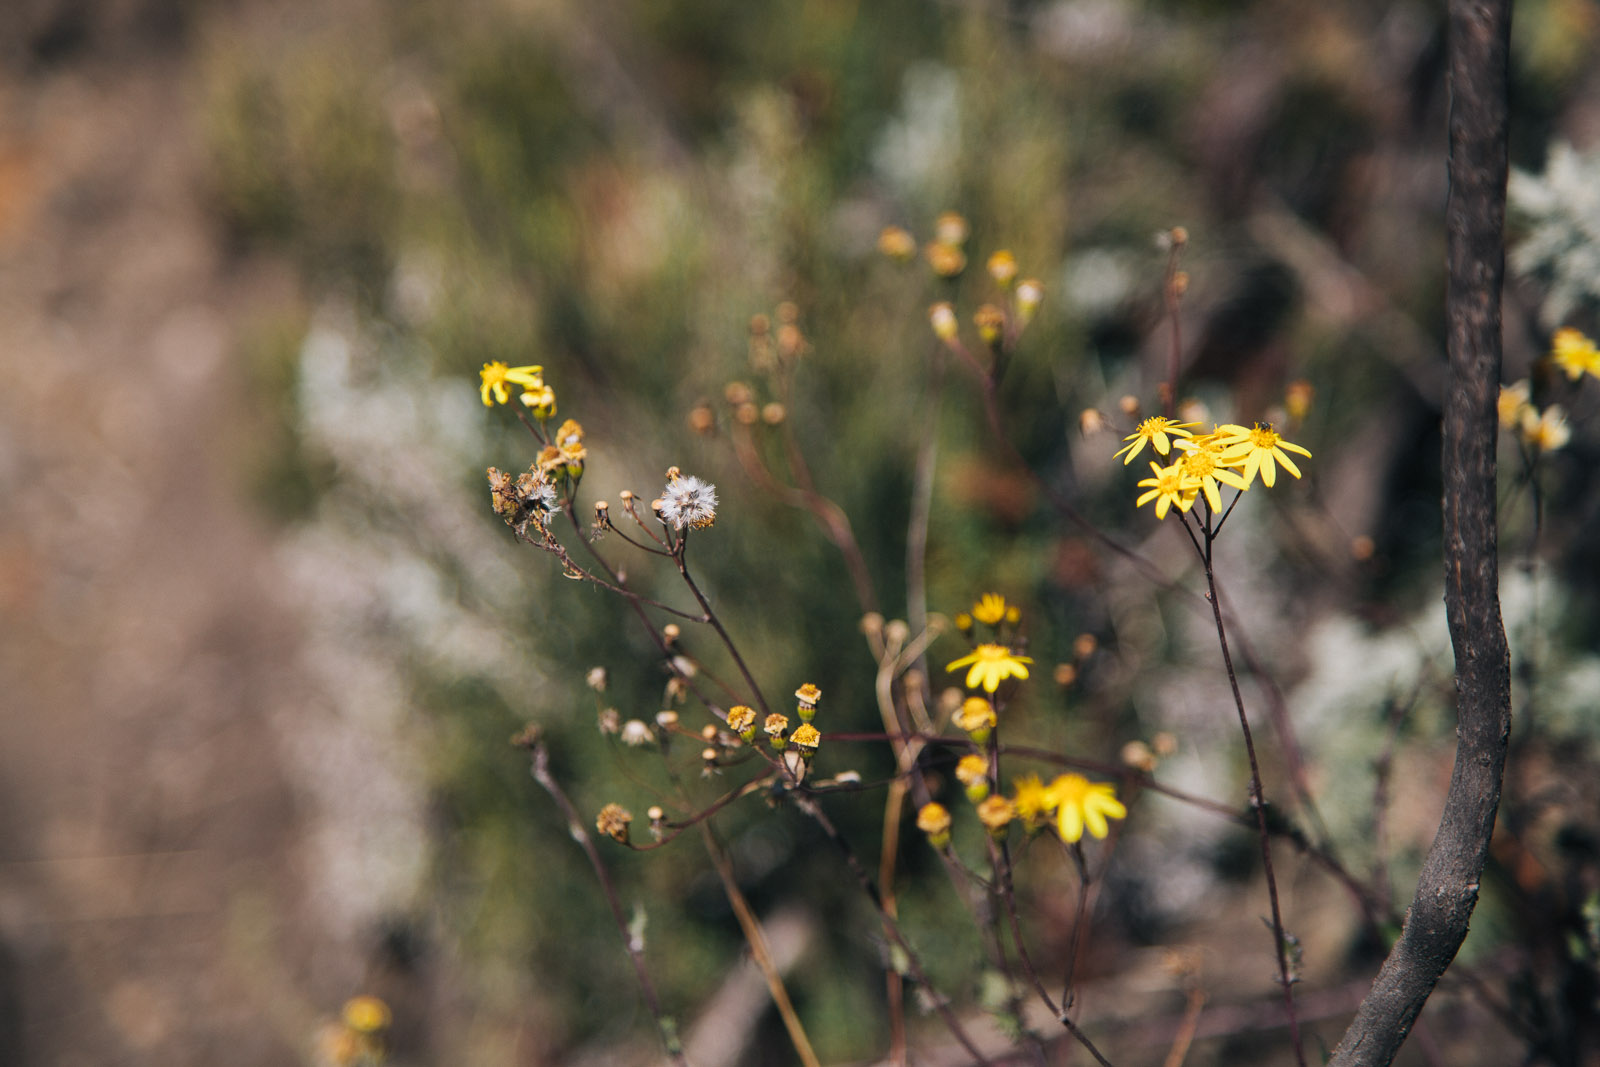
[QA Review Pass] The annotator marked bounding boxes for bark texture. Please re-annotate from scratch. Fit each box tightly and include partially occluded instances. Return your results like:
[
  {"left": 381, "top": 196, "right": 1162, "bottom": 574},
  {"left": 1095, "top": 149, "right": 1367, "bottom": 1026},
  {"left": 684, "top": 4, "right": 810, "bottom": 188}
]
[{"left": 1328, "top": 2, "right": 1514, "bottom": 1064}]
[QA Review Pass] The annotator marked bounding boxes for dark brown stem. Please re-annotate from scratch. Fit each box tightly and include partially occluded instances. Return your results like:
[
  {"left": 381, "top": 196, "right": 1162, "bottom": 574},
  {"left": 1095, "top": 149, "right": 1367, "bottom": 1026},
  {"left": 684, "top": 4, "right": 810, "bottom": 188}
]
[
  {"left": 1200, "top": 525, "right": 1307, "bottom": 1067},
  {"left": 1329, "top": 0, "right": 1513, "bottom": 1061},
  {"left": 673, "top": 544, "right": 772, "bottom": 717}
]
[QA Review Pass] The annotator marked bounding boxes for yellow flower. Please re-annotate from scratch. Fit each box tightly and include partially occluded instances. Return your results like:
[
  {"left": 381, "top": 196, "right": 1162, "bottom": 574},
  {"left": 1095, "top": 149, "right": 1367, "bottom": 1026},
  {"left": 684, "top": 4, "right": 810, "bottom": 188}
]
[
  {"left": 342, "top": 995, "right": 391, "bottom": 1034},
  {"left": 1214, "top": 423, "right": 1312, "bottom": 488},
  {"left": 1551, "top": 327, "right": 1600, "bottom": 381},
  {"left": 878, "top": 225, "right": 917, "bottom": 261},
  {"left": 987, "top": 250, "right": 1019, "bottom": 287},
  {"left": 916, "top": 802, "right": 953, "bottom": 846},
  {"left": 1522, "top": 405, "right": 1572, "bottom": 453},
  {"left": 976, "top": 795, "right": 1015, "bottom": 836},
  {"left": 521, "top": 385, "right": 557, "bottom": 418},
  {"left": 726, "top": 705, "right": 757, "bottom": 739},
  {"left": 1176, "top": 434, "right": 1251, "bottom": 511},
  {"left": 971, "top": 593, "right": 1009, "bottom": 627},
  {"left": 1498, "top": 381, "right": 1532, "bottom": 429},
  {"left": 790, "top": 722, "right": 821, "bottom": 756},
  {"left": 1114, "top": 416, "right": 1197, "bottom": 465},
  {"left": 955, "top": 754, "right": 990, "bottom": 789},
  {"left": 946, "top": 644, "right": 1033, "bottom": 693},
  {"left": 1046, "top": 774, "right": 1126, "bottom": 843},
  {"left": 953, "top": 696, "right": 997, "bottom": 742},
  {"left": 1011, "top": 775, "right": 1053, "bottom": 829},
  {"left": 479, "top": 362, "right": 544, "bottom": 407},
  {"left": 1135, "top": 460, "right": 1199, "bottom": 519}
]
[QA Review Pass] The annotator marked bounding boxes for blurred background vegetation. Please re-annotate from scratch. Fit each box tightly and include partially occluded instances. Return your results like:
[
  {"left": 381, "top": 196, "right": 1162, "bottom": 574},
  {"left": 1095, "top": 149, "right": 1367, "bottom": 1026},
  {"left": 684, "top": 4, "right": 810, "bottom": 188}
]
[{"left": 4, "top": 0, "right": 1600, "bottom": 1063}]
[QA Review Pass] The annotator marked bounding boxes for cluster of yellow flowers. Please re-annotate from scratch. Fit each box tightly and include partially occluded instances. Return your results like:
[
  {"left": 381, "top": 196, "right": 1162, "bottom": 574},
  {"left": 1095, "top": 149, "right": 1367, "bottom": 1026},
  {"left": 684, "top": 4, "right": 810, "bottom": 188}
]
[
  {"left": 946, "top": 592, "right": 1032, "bottom": 694},
  {"left": 1499, "top": 381, "right": 1570, "bottom": 453},
  {"left": 928, "top": 594, "right": 1126, "bottom": 849},
  {"left": 1116, "top": 417, "right": 1312, "bottom": 519},
  {"left": 1499, "top": 327, "right": 1600, "bottom": 454}
]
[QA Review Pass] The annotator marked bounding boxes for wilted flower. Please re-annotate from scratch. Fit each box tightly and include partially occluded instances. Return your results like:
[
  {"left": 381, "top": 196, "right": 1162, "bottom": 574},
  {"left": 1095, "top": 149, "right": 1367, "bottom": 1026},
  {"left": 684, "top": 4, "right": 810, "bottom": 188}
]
[{"left": 596, "top": 803, "right": 633, "bottom": 843}]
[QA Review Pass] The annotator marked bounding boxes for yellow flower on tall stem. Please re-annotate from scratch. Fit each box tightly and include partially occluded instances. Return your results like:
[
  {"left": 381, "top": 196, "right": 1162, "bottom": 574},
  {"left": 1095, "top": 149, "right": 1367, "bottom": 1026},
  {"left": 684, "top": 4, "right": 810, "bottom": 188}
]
[
  {"left": 480, "top": 362, "right": 545, "bottom": 406},
  {"left": 1214, "top": 423, "right": 1311, "bottom": 488},
  {"left": 1046, "top": 774, "right": 1127, "bottom": 843},
  {"left": 946, "top": 644, "right": 1032, "bottom": 693}
]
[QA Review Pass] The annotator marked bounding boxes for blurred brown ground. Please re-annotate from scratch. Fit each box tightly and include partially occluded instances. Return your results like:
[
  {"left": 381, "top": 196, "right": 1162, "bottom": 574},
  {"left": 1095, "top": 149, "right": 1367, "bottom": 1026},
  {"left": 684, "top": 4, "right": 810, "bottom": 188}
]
[{"left": 0, "top": 2, "right": 351, "bottom": 1063}]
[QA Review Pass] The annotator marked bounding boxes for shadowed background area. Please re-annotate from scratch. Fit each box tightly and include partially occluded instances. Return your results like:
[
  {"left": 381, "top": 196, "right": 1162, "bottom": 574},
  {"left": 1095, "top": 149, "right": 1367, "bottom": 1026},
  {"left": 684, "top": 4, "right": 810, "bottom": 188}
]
[{"left": 2, "top": 0, "right": 1599, "bottom": 1064}]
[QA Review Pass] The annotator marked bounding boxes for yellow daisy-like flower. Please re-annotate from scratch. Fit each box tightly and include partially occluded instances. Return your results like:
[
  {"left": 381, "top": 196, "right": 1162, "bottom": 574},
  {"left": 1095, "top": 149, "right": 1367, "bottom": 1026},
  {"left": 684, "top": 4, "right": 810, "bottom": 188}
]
[
  {"left": 1011, "top": 774, "right": 1054, "bottom": 829},
  {"left": 1113, "top": 416, "right": 1197, "bottom": 465},
  {"left": 946, "top": 644, "right": 1033, "bottom": 693},
  {"left": 1522, "top": 405, "right": 1572, "bottom": 453},
  {"left": 1176, "top": 434, "right": 1251, "bottom": 511},
  {"left": 971, "top": 593, "right": 1009, "bottom": 627},
  {"left": 1498, "top": 381, "right": 1532, "bottom": 429},
  {"left": 479, "top": 362, "right": 545, "bottom": 407},
  {"left": 1551, "top": 327, "right": 1600, "bottom": 381},
  {"left": 1214, "top": 423, "right": 1312, "bottom": 489},
  {"left": 1135, "top": 460, "right": 1199, "bottom": 519},
  {"left": 1046, "top": 774, "right": 1127, "bottom": 843}
]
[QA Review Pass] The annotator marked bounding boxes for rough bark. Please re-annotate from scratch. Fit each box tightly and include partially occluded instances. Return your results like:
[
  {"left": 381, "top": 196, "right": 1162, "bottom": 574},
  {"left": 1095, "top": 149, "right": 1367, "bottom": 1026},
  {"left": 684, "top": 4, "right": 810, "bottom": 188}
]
[{"left": 1328, "top": 1, "right": 1514, "bottom": 1063}]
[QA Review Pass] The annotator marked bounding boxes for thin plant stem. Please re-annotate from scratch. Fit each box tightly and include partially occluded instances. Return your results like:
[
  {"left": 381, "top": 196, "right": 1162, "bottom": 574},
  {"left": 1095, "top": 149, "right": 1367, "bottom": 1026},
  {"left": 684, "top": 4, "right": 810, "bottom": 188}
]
[
  {"left": 698, "top": 820, "right": 823, "bottom": 1067},
  {"left": 673, "top": 542, "right": 772, "bottom": 717},
  {"left": 521, "top": 737, "right": 687, "bottom": 1066},
  {"left": 794, "top": 794, "right": 995, "bottom": 1066},
  {"left": 1197, "top": 516, "right": 1307, "bottom": 1067}
]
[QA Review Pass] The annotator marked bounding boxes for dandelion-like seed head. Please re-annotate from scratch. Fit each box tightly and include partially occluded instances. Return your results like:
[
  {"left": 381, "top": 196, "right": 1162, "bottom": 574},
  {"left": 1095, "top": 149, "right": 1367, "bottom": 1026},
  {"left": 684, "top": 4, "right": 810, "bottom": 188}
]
[
  {"left": 659, "top": 474, "right": 718, "bottom": 530},
  {"left": 620, "top": 719, "right": 653, "bottom": 746}
]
